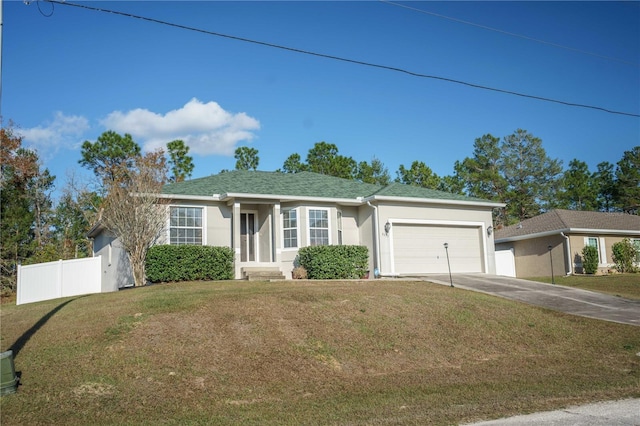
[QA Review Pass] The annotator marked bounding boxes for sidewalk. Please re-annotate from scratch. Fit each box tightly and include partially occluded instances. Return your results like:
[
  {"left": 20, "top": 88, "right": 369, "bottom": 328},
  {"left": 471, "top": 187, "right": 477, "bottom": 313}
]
[{"left": 462, "top": 398, "right": 640, "bottom": 425}]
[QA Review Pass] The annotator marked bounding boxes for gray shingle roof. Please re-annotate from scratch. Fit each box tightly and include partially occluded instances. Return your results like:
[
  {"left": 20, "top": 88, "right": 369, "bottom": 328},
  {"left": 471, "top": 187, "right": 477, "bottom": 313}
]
[
  {"left": 495, "top": 209, "right": 640, "bottom": 240},
  {"left": 161, "top": 170, "right": 497, "bottom": 204}
]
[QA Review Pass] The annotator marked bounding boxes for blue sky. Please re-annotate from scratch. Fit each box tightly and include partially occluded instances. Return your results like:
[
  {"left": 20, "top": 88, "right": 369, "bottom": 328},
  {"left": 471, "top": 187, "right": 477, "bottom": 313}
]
[{"left": 3, "top": 1, "right": 639, "bottom": 195}]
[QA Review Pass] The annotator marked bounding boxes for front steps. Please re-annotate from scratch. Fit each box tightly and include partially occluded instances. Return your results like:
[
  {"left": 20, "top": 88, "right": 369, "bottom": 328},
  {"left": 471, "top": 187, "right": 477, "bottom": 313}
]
[{"left": 241, "top": 267, "right": 286, "bottom": 281}]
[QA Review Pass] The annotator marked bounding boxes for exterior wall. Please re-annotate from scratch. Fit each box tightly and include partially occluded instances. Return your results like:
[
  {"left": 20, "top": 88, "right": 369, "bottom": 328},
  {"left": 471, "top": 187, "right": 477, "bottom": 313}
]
[
  {"left": 375, "top": 203, "right": 496, "bottom": 275},
  {"left": 206, "top": 203, "right": 232, "bottom": 247},
  {"left": 356, "top": 205, "right": 376, "bottom": 275},
  {"left": 568, "top": 234, "right": 632, "bottom": 274},
  {"left": 497, "top": 234, "right": 566, "bottom": 278},
  {"left": 92, "top": 231, "right": 134, "bottom": 290}
]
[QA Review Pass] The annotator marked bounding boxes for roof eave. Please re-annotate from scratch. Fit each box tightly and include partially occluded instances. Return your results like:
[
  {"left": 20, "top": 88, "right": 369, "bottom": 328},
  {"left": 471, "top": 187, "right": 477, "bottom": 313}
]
[
  {"left": 366, "top": 195, "right": 505, "bottom": 208},
  {"left": 495, "top": 227, "right": 640, "bottom": 243}
]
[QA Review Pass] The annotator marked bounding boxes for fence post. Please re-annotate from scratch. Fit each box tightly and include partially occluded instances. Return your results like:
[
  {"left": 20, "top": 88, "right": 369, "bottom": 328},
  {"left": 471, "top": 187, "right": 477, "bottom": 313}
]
[
  {"left": 16, "top": 263, "right": 22, "bottom": 305},
  {"left": 58, "top": 259, "right": 64, "bottom": 298}
]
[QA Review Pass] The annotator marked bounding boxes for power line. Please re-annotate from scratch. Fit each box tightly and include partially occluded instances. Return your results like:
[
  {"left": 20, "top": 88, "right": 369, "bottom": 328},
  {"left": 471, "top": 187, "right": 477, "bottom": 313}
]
[
  {"left": 39, "top": 0, "right": 640, "bottom": 118},
  {"left": 381, "top": 0, "right": 640, "bottom": 68}
]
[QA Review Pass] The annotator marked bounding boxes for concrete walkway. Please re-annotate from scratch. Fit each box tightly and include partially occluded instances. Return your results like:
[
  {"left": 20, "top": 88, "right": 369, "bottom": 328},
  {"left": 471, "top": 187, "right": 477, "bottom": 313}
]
[
  {"left": 419, "top": 274, "right": 640, "bottom": 326},
  {"left": 462, "top": 398, "right": 640, "bottom": 425}
]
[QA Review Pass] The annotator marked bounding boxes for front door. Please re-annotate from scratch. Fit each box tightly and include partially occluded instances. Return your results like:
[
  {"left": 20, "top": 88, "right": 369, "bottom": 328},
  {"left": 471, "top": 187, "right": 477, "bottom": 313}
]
[{"left": 240, "top": 212, "right": 256, "bottom": 262}]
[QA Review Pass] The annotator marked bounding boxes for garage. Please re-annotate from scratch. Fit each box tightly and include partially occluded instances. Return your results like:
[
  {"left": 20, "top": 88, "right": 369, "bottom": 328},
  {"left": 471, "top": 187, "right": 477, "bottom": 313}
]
[{"left": 391, "top": 222, "right": 484, "bottom": 275}]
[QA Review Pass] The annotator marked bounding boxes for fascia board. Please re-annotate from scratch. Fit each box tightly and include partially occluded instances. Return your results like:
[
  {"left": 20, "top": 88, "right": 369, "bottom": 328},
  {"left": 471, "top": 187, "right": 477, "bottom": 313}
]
[
  {"left": 220, "top": 192, "right": 364, "bottom": 206},
  {"left": 365, "top": 195, "right": 505, "bottom": 209},
  {"left": 495, "top": 228, "right": 640, "bottom": 243}
]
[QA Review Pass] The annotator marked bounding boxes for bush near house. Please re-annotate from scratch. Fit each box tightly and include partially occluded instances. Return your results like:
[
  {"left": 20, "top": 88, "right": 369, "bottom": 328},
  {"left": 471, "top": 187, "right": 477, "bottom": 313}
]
[
  {"left": 146, "top": 245, "right": 234, "bottom": 283},
  {"left": 612, "top": 238, "right": 639, "bottom": 273},
  {"left": 298, "top": 245, "right": 368, "bottom": 279},
  {"left": 581, "top": 245, "right": 599, "bottom": 274}
]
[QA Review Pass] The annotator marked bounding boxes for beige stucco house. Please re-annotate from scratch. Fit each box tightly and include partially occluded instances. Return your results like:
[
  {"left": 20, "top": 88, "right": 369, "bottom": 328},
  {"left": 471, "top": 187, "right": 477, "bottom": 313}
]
[
  {"left": 92, "top": 171, "right": 504, "bottom": 288},
  {"left": 494, "top": 209, "right": 640, "bottom": 278}
]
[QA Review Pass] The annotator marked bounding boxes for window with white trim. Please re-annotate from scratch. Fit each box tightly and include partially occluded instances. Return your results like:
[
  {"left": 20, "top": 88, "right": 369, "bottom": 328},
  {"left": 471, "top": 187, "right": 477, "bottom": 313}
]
[
  {"left": 309, "top": 209, "right": 329, "bottom": 246},
  {"left": 585, "top": 237, "right": 601, "bottom": 263},
  {"left": 170, "top": 206, "right": 203, "bottom": 245},
  {"left": 282, "top": 208, "right": 298, "bottom": 249},
  {"left": 337, "top": 210, "right": 343, "bottom": 245}
]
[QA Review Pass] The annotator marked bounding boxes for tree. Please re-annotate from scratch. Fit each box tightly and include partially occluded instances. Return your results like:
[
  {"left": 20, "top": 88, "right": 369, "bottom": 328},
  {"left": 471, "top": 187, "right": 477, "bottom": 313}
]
[
  {"left": 0, "top": 125, "right": 55, "bottom": 291},
  {"left": 234, "top": 146, "right": 259, "bottom": 171},
  {"left": 438, "top": 162, "right": 466, "bottom": 195},
  {"left": 100, "top": 150, "right": 168, "bottom": 287},
  {"left": 356, "top": 157, "right": 391, "bottom": 185},
  {"left": 281, "top": 153, "right": 306, "bottom": 174},
  {"left": 560, "top": 159, "right": 597, "bottom": 211},
  {"left": 615, "top": 146, "right": 640, "bottom": 214},
  {"left": 395, "top": 161, "right": 441, "bottom": 189},
  {"left": 500, "top": 129, "right": 563, "bottom": 224},
  {"left": 305, "top": 142, "right": 357, "bottom": 179},
  {"left": 51, "top": 176, "right": 99, "bottom": 260},
  {"left": 594, "top": 161, "right": 616, "bottom": 212},
  {"left": 79, "top": 131, "right": 141, "bottom": 188},
  {"left": 455, "top": 134, "right": 508, "bottom": 224},
  {"left": 167, "top": 139, "right": 194, "bottom": 182}
]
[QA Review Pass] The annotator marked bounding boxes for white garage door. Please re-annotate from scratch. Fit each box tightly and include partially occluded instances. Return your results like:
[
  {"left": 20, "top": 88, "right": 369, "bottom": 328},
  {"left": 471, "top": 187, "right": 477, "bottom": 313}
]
[{"left": 392, "top": 224, "right": 483, "bottom": 274}]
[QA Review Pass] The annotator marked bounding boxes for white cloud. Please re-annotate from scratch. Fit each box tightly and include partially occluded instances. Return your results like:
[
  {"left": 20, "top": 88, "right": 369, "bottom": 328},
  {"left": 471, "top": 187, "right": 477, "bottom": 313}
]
[
  {"left": 101, "top": 98, "right": 260, "bottom": 156},
  {"left": 19, "top": 112, "right": 90, "bottom": 155}
]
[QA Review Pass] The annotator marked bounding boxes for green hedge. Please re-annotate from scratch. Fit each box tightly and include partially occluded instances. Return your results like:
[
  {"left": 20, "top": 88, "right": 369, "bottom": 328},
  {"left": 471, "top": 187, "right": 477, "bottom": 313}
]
[
  {"left": 146, "top": 245, "right": 234, "bottom": 283},
  {"left": 298, "top": 245, "right": 368, "bottom": 279},
  {"left": 581, "top": 245, "right": 599, "bottom": 275}
]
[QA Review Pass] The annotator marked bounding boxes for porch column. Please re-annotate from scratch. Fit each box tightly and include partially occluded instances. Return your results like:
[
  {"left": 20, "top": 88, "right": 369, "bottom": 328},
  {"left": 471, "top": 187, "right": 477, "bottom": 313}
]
[
  {"left": 273, "top": 203, "right": 281, "bottom": 264},
  {"left": 232, "top": 201, "right": 241, "bottom": 279}
]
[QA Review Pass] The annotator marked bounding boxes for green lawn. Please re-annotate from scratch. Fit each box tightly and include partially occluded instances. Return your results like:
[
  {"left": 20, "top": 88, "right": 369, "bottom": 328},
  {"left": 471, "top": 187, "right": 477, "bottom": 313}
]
[
  {"left": 527, "top": 274, "right": 640, "bottom": 300},
  {"left": 1, "top": 280, "right": 638, "bottom": 425}
]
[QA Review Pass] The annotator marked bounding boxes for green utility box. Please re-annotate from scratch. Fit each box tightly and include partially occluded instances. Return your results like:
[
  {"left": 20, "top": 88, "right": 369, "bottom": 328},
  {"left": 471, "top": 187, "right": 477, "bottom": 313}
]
[{"left": 1, "top": 350, "right": 18, "bottom": 395}]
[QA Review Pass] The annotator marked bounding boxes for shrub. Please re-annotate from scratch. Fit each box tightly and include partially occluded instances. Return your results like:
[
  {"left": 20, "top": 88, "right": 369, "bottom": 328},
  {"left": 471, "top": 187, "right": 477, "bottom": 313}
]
[
  {"left": 292, "top": 266, "right": 308, "bottom": 279},
  {"left": 298, "top": 245, "right": 368, "bottom": 280},
  {"left": 581, "top": 245, "right": 599, "bottom": 275},
  {"left": 146, "top": 245, "right": 234, "bottom": 283},
  {"left": 612, "top": 238, "right": 638, "bottom": 273}
]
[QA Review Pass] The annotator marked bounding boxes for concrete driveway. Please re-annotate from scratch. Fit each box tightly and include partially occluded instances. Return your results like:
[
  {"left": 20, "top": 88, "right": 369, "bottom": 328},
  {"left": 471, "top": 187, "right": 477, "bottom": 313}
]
[{"left": 418, "top": 274, "right": 640, "bottom": 326}]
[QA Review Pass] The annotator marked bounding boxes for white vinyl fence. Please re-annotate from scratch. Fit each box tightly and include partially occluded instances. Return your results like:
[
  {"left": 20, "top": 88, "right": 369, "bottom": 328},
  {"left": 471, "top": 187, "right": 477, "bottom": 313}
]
[{"left": 17, "top": 257, "right": 102, "bottom": 305}]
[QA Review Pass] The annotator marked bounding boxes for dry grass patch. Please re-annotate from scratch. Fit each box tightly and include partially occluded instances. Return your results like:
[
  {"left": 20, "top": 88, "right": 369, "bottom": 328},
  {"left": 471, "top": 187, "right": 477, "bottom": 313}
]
[
  {"left": 1, "top": 280, "right": 639, "bottom": 425},
  {"left": 529, "top": 274, "right": 640, "bottom": 300}
]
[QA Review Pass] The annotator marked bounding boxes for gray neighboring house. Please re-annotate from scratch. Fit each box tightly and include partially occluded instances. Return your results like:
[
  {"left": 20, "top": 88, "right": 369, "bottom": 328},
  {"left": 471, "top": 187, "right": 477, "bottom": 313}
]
[
  {"left": 91, "top": 170, "right": 503, "bottom": 288},
  {"left": 495, "top": 209, "right": 640, "bottom": 278}
]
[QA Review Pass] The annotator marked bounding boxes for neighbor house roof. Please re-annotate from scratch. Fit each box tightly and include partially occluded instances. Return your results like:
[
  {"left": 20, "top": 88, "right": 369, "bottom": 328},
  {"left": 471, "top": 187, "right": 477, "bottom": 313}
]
[
  {"left": 161, "top": 170, "right": 503, "bottom": 207},
  {"left": 495, "top": 209, "right": 640, "bottom": 242}
]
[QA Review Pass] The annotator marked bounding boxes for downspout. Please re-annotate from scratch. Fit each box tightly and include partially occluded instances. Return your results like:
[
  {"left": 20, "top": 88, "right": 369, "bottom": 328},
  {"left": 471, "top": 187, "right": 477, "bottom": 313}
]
[
  {"left": 366, "top": 201, "right": 381, "bottom": 276},
  {"left": 561, "top": 232, "right": 572, "bottom": 275}
]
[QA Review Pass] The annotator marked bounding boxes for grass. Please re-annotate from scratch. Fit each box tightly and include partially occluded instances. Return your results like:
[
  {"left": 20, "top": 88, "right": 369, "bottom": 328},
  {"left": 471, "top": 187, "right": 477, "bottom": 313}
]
[
  {"left": 528, "top": 273, "right": 640, "bottom": 300},
  {"left": 1, "top": 279, "right": 639, "bottom": 425}
]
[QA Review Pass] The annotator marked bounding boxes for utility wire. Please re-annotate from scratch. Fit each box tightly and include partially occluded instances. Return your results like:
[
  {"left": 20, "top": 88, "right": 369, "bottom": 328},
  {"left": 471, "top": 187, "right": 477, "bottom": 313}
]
[
  {"left": 40, "top": 0, "right": 640, "bottom": 118},
  {"left": 381, "top": 0, "right": 640, "bottom": 68}
]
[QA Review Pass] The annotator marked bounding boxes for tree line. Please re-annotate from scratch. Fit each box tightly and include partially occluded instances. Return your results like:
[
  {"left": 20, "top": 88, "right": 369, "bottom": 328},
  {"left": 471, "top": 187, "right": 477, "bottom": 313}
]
[{"left": 1, "top": 124, "right": 638, "bottom": 291}]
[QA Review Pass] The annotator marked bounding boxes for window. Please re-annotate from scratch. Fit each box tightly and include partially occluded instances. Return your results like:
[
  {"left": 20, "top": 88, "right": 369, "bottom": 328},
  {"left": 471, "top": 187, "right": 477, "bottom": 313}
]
[
  {"left": 309, "top": 209, "right": 329, "bottom": 246},
  {"left": 337, "top": 211, "right": 343, "bottom": 245},
  {"left": 633, "top": 239, "right": 640, "bottom": 263},
  {"left": 170, "top": 206, "right": 203, "bottom": 245},
  {"left": 282, "top": 209, "right": 298, "bottom": 249},
  {"left": 584, "top": 237, "right": 603, "bottom": 264}
]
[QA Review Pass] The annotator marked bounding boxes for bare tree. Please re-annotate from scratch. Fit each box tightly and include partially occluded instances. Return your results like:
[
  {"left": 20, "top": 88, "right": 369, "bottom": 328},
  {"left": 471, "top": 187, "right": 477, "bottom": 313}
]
[{"left": 101, "top": 150, "right": 168, "bottom": 287}]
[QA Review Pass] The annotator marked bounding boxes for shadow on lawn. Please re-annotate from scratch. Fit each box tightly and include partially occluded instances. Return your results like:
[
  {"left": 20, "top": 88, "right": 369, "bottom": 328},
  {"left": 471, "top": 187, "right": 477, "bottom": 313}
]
[{"left": 10, "top": 296, "right": 86, "bottom": 358}]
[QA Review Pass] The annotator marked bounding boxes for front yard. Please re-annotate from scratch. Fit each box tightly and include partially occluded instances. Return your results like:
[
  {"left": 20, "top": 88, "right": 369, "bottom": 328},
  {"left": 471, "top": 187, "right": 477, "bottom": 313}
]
[
  {"left": 528, "top": 273, "right": 640, "bottom": 300},
  {"left": 1, "top": 279, "right": 638, "bottom": 425}
]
